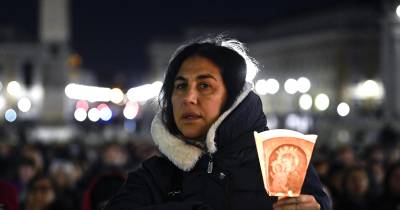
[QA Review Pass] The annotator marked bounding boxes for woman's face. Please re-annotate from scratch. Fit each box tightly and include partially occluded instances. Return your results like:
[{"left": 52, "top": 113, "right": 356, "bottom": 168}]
[
  {"left": 172, "top": 56, "right": 227, "bottom": 139},
  {"left": 29, "top": 178, "right": 55, "bottom": 208}
]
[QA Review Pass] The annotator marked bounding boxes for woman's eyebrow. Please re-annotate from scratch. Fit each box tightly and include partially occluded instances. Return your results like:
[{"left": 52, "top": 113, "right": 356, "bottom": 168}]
[
  {"left": 174, "top": 76, "right": 187, "bottom": 82},
  {"left": 197, "top": 74, "right": 217, "bottom": 81}
]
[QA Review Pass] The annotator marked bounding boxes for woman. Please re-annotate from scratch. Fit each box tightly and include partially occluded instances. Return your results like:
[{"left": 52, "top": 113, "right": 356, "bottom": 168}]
[{"left": 104, "top": 36, "right": 331, "bottom": 210}]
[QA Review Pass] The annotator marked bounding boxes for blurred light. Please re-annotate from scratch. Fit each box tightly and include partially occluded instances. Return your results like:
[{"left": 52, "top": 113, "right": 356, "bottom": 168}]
[
  {"left": 65, "top": 84, "right": 75, "bottom": 98},
  {"left": 354, "top": 80, "right": 384, "bottom": 100},
  {"left": 266, "top": 79, "right": 280, "bottom": 95},
  {"left": 297, "top": 77, "right": 311, "bottom": 93},
  {"left": 255, "top": 79, "right": 268, "bottom": 95},
  {"left": 337, "top": 102, "right": 350, "bottom": 117},
  {"left": 123, "top": 101, "right": 139, "bottom": 119},
  {"left": 74, "top": 108, "right": 87, "bottom": 122},
  {"left": 255, "top": 79, "right": 280, "bottom": 95},
  {"left": 127, "top": 84, "right": 151, "bottom": 102},
  {"left": 100, "top": 107, "right": 112, "bottom": 121},
  {"left": 97, "top": 103, "right": 108, "bottom": 110},
  {"left": 0, "top": 81, "right": 2, "bottom": 91},
  {"left": 98, "top": 104, "right": 112, "bottom": 121},
  {"left": 286, "top": 113, "right": 300, "bottom": 130},
  {"left": 267, "top": 114, "right": 279, "bottom": 129},
  {"left": 75, "top": 100, "right": 89, "bottom": 111},
  {"left": 7, "top": 81, "right": 23, "bottom": 97},
  {"left": 29, "top": 85, "right": 44, "bottom": 102},
  {"left": 65, "top": 83, "right": 111, "bottom": 102},
  {"left": 110, "top": 88, "right": 124, "bottom": 104},
  {"left": 337, "top": 129, "right": 351, "bottom": 144},
  {"left": 152, "top": 81, "right": 163, "bottom": 96},
  {"left": 17, "top": 97, "right": 32, "bottom": 112},
  {"left": 315, "top": 93, "right": 330, "bottom": 111},
  {"left": 285, "top": 113, "right": 312, "bottom": 133},
  {"left": 299, "top": 94, "right": 313, "bottom": 110},
  {"left": 87, "top": 108, "right": 100, "bottom": 122},
  {"left": 5, "top": 109, "right": 17, "bottom": 122},
  {"left": 127, "top": 82, "right": 162, "bottom": 102},
  {"left": 0, "top": 95, "right": 6, "bottom": 111},
  {"left": 397, "top": 5, "right": 400, "bottom": 18},
  {"left": 284, "top": 78, "right": 297, "bottom": 94}
]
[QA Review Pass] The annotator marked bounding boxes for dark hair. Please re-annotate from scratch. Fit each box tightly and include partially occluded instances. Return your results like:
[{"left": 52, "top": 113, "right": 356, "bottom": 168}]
[{"left": 159, "top": 37, "right": 249, "bottom": 135}]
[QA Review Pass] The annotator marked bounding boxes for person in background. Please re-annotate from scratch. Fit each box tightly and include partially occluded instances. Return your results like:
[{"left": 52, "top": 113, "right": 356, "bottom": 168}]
[
  {"left": 335, "top": 166, "right": 372, "bottom": 210},
  {"left": 81, "top": 173, "right": 126, "bottom": 210},
  {"left": 49, "top": 159, "right": 81, "bottom": 210},
  {"left": 0, "top": 180, "right": 20, "bottom": 210},
  {"left": 104, "top": 35, "right": 331, "bottom": 210},
  {"left": 22, "top": 174, "right": 72, "bottom": 210},
  {"left": 374, "top": 162, "right": 400, "bottom": 210},
  {"left": 15, "top": 157, "right": 37, "bottom": 202}
]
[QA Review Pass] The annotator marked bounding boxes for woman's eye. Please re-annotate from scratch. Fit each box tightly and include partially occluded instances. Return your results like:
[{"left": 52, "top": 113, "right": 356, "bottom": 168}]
[
  {"left": 199, "top": 83, "right": 210, "bottom": 89},
  {"left": 175, "top": 83, "right": 186, "bottom": 89}
]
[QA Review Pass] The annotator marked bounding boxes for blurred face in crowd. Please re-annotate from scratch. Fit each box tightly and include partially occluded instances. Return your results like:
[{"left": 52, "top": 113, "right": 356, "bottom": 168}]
[
  {"left": 389, "top": 167, "right": 400, "bottom": 195},
  {"left": 18, "top": 164, "right": 35, "bottom": 184},
  {"left": 346, "top": 169, "right": 369, "bottom": 197},
  {"left": 371, "top": 163, "right": 385, "bottom": 185},
  {"left": 172, "top": 56, "right": 227, "bottom": 139},
  {"left": 22, "top": 146, "right": 44, "bottom": 172},
  {"left": 338, "top": 147, "right": 356, "bottom": 167},
  {"left": 103, "top": 145, "right": 128, "bottom": 167},
  {"left": 27, "top": 178, "right": 55, "bottom": 210}
]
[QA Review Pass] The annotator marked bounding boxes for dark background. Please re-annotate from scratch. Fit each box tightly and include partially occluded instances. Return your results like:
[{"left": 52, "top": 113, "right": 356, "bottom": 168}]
[{"left": 0, "top": 0, "right": 381, "bottom": 86}]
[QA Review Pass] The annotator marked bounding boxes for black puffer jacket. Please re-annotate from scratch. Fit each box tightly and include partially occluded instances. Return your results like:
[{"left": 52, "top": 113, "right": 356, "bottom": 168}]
[{"left": 105, "top": 88, "right": 331, "bottom": 210}]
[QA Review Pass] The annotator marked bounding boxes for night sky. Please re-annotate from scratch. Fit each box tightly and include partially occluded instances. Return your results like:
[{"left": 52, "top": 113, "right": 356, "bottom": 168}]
[{"left": 1, "top": 0, "right": 380, "bottom": 87}]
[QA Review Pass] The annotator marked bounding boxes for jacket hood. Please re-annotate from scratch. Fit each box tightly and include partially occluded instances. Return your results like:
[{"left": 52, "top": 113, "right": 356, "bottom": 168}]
[{"left": 151, "top": 83, "right": 254, "bottom": 171}]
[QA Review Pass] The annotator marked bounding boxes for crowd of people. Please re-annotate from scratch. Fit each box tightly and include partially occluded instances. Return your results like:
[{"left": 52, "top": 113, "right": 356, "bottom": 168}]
[
  {"left": 313, "top": 129, "right": 400, "bottom": 210},
  {"left": 0, "top": 129, "right": 398, "bottom": 210},
  {"left": 0, "top": 139, "right": 158, "bottom": 210}
]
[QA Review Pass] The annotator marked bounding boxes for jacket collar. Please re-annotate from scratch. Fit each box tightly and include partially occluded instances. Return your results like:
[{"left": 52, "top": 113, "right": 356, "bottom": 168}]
[{"left": 150, "top": 83, "right": 253, "bottom": 171}]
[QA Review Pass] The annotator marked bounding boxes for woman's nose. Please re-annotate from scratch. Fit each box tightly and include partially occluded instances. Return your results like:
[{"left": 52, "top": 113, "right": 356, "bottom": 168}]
[{"left": 183, "top": 88, "right": 198, "bottom": 104}]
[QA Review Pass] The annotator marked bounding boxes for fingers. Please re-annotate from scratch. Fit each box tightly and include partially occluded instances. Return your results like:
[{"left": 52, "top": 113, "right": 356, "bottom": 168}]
[
  {"left": 273, "top": 202, "right": 320, "bottom": 210},
  {"left": 273, "top": 195, "right": 320, "bottom": 210},
  {"left": 275, "top": 195, "right": 314, "bottom": 205}
]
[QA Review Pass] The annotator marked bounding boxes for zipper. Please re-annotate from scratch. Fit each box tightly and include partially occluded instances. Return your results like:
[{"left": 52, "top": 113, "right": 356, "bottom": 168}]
[{"left": 207, "top": 153, "right": 214, "bottom": 174}]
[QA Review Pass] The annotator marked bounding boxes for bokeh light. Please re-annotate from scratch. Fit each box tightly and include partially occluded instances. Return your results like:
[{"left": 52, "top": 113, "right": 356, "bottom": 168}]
[
  {"left": 123, "top": 101, "right": 139, "bottom": 119},
  {"left": 255, "top": 79, "right": 269, "bottom": 95},
  {"left": 297, "top": 77, "right": 311, "bottom": 93},
  {"left": 299, "top": 94, "right": 313, "bottom": 110},
  {"left": 74, "top": 108, "right": 87, "bottom": 122},
  {"left": 7, "top": 81, "right": 23, "bottom": 97},
  {"left": 98, "top": 104, "right": 113, "bottom": 121},
  {"left": 266, "top": 79, "right": 280, "bottom": 95},
  {"left": 110, "top": 88, "right": 124, "bottom": 104},
  {"left": 87, "top": 108, "right": 100, "bottom": 122},
  {"left": 17, "top": 97, "right": 32, "bottom": 112},
  {"left": 0, "top": 95, "right": 6, "bottom": 111},
  {"left": 355, "top": 79, "right": 384, "bottom": 100},
  {"left": 337, "top": 102, "right": 350, "bottom": 117},
  {"left": 5, "top": 109, "right": 17, "bottom": 122},
  {"left": 397, "top": 5, "right": 400, "bottom": 18},
  {"left": 315, "top": 93, "right": 330, "bottom": 111},
  {"left": 75, "top": 100, "right": 89, "bottom": 111},
  {"left": 284, "top": 78, "right": 297, "bottom": 94}
]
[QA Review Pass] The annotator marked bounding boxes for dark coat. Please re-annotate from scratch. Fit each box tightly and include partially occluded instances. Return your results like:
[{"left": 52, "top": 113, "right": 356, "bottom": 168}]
[{"left": 105, "top": 91, "right": 331, "bottom": 210}]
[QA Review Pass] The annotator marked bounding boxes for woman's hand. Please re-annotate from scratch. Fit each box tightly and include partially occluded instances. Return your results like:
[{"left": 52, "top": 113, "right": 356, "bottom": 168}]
[{"left": 273, "top": 195, "right": 320, "bottom": 210}]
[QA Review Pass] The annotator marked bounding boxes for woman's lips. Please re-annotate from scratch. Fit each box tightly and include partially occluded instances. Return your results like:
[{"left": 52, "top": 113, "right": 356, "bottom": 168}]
[{"left": 181, "top": 113, "right": 201, "bottom": 121}]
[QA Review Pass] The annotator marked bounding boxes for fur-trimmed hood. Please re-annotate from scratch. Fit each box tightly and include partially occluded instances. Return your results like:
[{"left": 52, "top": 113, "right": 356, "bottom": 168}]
[{"left": 151, "top": 83, "right": 253, "bottom": 171}]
